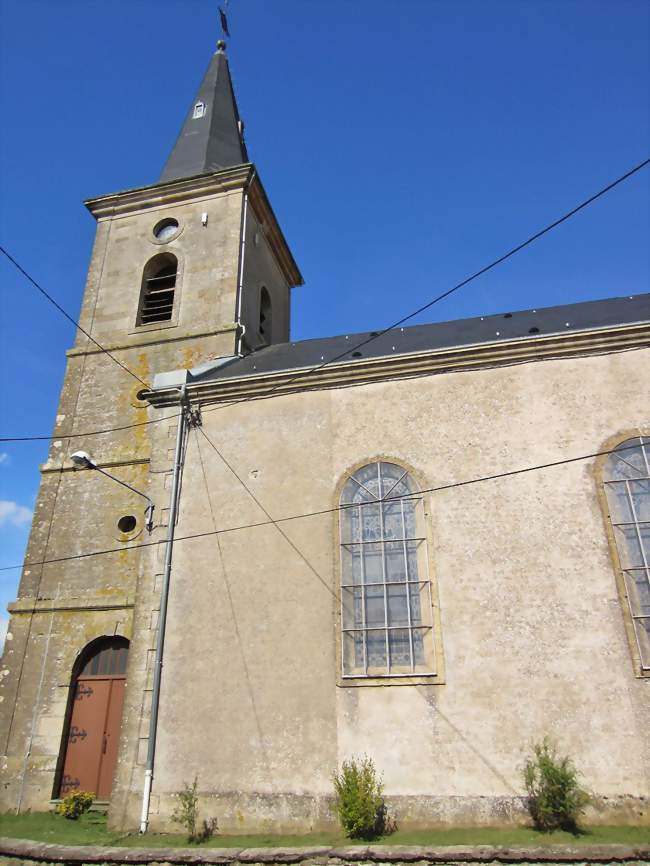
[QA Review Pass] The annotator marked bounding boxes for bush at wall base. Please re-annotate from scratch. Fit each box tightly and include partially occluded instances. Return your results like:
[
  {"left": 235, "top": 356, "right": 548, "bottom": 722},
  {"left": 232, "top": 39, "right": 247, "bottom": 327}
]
[
  {"left": 57, "top": 791, "right": 94, "bottom": 820},
  {"left": 170, "top": 777, "right": 218, "bottom": 843},
  {"left": 333, "top": 755, "right": 388, "bottom": 840},
  {"left": 524, "top": 737, "right": 589, "bottom": 832},
  {"left": 171, "top": 777, "right": 200, "bottom": 841}
]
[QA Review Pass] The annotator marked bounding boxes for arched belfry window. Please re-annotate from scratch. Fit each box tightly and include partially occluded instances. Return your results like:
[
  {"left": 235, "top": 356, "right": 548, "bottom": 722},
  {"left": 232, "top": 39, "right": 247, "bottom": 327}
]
[
  {"left": 339, "top": 461, "right": 437, "bottom": 678},
  {"left": 259, "top": 286, "right": 272, "bottom": 345},
  {"left": 602, "top": 436, "right": 650, "bottom": 672},
  {"left": 137, "top": 253, "right": 177, "bottom": 326}
]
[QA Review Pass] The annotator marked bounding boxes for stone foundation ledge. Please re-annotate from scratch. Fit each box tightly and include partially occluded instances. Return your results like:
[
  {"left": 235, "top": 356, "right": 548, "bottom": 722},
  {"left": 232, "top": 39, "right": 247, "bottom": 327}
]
[{"left": 1, "top": 838, "right": 649, "bottom": 865}]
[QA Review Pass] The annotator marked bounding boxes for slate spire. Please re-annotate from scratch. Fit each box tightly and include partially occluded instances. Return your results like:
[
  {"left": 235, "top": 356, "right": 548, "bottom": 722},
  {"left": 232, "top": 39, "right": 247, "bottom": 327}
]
[{"left": 160, "top": 40, "right": 248, "bottom": 183}]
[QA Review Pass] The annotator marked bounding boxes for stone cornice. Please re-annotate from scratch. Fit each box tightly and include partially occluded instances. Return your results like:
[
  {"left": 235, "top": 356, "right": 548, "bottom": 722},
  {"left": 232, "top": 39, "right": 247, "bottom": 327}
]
[
  {"left": 8, "top": 596, "right": 134, "bottom": 615},
  {"left": 84, "top": 164, "right": 303, "bottom": 288},
  {"left": 41, "top": 457, "right": 150, "bottom": 476},
  {"left": 84, "top": 165, "right": 254, "bottom": 218},
  {"left": 66, "top": 324, "right": 238, "bottom": 358},
  {"left": 148, "top": 322, "right": 650, "bottom": 407}
]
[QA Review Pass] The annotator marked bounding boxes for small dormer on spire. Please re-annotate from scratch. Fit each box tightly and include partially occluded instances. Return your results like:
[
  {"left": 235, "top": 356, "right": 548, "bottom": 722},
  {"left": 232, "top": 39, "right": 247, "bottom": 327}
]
[{"left": 160, "top": 40, "right": 248, "bottom": 183}]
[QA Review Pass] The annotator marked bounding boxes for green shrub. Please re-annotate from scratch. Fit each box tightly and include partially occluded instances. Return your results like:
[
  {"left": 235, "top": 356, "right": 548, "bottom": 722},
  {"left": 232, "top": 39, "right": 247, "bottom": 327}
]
[
  {"left": 171, "top": 777, "right": 218, "bottom": 843},
  {"left": 524, "top": 737, "right": 589, "bottom": 831},
  {"left": 171, "top": 777, "right": 200, "bottom": 841},
  {"left": 57, "top": 790, "right": 94, "bottom": 819},
  {"left": 333, "top": 755, "right": 387, "bottom": 839}
]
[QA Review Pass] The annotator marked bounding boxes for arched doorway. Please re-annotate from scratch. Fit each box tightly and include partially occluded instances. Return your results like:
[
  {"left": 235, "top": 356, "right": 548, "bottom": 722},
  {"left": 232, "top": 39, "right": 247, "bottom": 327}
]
[{"left": 58, "top": 637, "right": 129, "bottom": 800}]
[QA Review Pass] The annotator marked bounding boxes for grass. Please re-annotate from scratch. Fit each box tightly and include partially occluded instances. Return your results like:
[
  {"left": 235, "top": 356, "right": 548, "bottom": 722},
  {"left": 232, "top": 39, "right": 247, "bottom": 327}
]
[{"left": 0, "top": 811, "right": 648, "bottom": 849}]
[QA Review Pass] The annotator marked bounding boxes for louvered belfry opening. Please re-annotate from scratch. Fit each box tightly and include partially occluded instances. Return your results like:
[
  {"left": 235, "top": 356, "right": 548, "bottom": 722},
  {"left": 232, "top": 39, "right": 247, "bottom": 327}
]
[{"left": 138, "top": 253, "right": 177, "bottom": 325}]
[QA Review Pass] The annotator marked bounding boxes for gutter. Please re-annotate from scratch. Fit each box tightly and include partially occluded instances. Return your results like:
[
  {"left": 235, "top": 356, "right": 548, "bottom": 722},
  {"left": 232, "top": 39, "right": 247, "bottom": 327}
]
[{"left": 145, "top": 321, "right": 650, "bottom": 409}]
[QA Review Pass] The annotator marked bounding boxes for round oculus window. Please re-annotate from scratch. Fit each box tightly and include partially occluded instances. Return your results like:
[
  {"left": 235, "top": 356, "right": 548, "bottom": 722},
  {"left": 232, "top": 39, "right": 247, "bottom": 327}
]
[
  {"left": 153, "top": 218, "right": 180, "bottom": 242},
  {"left": 117, "top": 515, "right": 137, "bottom": 534}
]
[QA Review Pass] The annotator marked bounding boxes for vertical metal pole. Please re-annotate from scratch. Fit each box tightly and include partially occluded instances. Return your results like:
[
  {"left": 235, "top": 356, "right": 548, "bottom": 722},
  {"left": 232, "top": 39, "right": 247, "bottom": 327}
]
[
  {"left": 235, "top": 181, "right": 252, "bottom": 356},
  {"left": 140, "top": 391, "right": 188, "bottom": 833}
]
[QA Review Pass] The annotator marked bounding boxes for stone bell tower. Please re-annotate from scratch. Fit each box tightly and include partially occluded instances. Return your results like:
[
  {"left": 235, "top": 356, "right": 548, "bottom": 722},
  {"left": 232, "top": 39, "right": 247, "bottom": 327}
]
[
  {"left": 0, "top": 37, "right": 301, "bottom": 815},
  {"left": 83, "top": 38, "right": 302, "bottom": 371}
]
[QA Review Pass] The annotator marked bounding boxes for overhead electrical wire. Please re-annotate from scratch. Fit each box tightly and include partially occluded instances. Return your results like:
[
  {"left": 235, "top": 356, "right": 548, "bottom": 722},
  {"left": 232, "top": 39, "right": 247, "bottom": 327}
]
[
  {"left": 196, "top": 425, "right": 338, "bottom": 598},
  {"left": 0, "top": 439, "right": 640, "bottom": 573},
  {"left": 0, "top": 157, "right": 648, "bottom": 444},
  {"left": 0, "top": 245, "right": 151, "bottom": 390},
  {"left": 0, "top": 412, "right": 174, "bottom": 444},
  {"left": 1, "top": 344, "right": 646, "bottom": 445},
  {"left": 198, "top": 156, "right": 650, "bottom": 417}
]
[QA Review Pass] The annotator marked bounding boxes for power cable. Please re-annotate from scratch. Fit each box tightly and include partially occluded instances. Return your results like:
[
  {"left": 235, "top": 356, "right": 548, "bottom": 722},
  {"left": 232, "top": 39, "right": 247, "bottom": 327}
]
[
  {"left": 193, "top": 428, "right": 272, "bottom": 762},
  {"left": 0, "top": 439, "right": 641, "bottom": 573},
  {"left": 1, "top": 342, "right": 647, "bottom": 444},
  {"left": 197, "top": 157, "right": 650, "bottom": 417},
  {"left": 196, "top": 425, "right": 337, "bottom": 599},
  {"left": 0, "top": 413, "right": 170, "bottom": 443},
  {"left": 0, "top": 158, "right": 648, "bottom": 444},
  {"left": 0, "top": 245, "right": 151, "bottom": 389}
]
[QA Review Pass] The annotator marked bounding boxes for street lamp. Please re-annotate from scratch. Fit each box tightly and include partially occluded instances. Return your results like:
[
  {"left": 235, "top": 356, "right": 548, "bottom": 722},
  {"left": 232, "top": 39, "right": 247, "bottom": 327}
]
[{"left": 70, "top": 451, "right": 155, "bottom": 532}]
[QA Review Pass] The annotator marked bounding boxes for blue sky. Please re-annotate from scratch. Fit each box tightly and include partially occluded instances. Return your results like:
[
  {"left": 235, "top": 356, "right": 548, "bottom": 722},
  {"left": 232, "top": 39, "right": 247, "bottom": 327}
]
[{"left": 0, "top": 0, "right": 649, "bottom": 643}]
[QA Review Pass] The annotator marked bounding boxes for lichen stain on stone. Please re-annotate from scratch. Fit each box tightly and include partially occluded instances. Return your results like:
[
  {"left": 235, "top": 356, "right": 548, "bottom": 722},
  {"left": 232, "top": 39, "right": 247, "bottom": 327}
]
[
  {"left": 117, "top": 546, "right": 131, "bottom": 572},
  {"left": 182, "top": 347, "right": 198, "bottom": 370}
]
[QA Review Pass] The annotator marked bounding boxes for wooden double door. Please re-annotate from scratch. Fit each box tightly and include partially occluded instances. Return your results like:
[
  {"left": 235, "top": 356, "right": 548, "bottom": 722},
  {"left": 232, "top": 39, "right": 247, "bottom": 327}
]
[{"left": 59, "top": 638, "right": 128, "bottom": 800}]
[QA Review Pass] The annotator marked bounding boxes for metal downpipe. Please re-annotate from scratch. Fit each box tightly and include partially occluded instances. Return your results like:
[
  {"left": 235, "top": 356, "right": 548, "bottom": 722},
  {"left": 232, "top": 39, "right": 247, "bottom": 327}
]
[
  {"left": 235, "top": 169, "right": 256, "bottom": 356},
  {"left": 140, "top": 389, "right": 189, "bottom": 833}
]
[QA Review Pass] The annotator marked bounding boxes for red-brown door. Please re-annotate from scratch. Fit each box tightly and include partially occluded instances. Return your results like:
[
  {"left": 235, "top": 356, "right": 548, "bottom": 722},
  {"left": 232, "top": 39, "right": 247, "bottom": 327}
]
[
  {"left": 60, "top": 676, "right": 126, "bottom": 799},
  {"left": 59, "top": 638, "right": 129, "bottom": 800},
  {"left": 97, "top": 678, "right": 125, "bottom": 797}
]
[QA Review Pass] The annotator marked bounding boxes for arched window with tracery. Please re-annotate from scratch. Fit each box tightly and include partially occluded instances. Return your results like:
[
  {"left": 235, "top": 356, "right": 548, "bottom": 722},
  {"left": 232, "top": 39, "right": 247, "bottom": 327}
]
[
  {"left": 602, "top": 436, "right": 650, "bottom": 673},
  {"left": 339, "top": 461, "right": 437, "bottom": 678},
  {"left": 137, "top": 253, "right": 177, "bottom": 326}
]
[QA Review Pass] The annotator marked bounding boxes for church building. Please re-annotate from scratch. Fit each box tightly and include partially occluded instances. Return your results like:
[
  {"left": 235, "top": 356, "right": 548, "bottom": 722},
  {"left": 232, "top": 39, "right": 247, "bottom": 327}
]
[{"left": 0, "top": 36, "right": 648, "bottom": 833}]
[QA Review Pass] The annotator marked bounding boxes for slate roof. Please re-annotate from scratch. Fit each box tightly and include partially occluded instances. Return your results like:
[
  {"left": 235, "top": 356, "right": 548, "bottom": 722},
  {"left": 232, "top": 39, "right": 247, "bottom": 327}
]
[
  {"left": 190, "top": 294, "right": 649, "bottom": 384},
  {"left": 160, "top": 43, "right": 248, "bottom": 183}
]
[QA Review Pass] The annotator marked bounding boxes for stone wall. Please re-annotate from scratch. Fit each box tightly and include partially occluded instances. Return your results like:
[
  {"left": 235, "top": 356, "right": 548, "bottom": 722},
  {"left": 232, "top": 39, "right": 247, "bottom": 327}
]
[
  {"left": 2, "top": 837, "right": 650, "bottom": 865},
  {"left": 0, "top": 172, "right": 289, "bottom": 816},
  {"left": 115, "top": 346, "right": 650, "bottom": 832}
]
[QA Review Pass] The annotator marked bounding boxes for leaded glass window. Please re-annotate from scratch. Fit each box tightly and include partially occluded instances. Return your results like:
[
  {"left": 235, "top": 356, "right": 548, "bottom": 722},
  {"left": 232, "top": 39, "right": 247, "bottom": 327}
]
[
  {"left": 602, "top": 436, "right": 650, "bottom": 672},
  {"left": 339, "top": 461, "right": 436, "bottom": 677}
]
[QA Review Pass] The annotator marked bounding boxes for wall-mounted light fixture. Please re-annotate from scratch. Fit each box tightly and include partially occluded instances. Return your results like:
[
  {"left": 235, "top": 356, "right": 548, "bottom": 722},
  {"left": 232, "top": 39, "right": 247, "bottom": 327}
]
[{"left": 70, "top": 451, "right": 155, "bottom": 532}]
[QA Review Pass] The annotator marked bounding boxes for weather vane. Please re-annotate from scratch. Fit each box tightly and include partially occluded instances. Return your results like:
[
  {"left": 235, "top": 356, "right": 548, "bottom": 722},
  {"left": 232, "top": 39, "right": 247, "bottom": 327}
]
[{"left": 218, "top": 1, "right": 231, "bottom": 39}]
